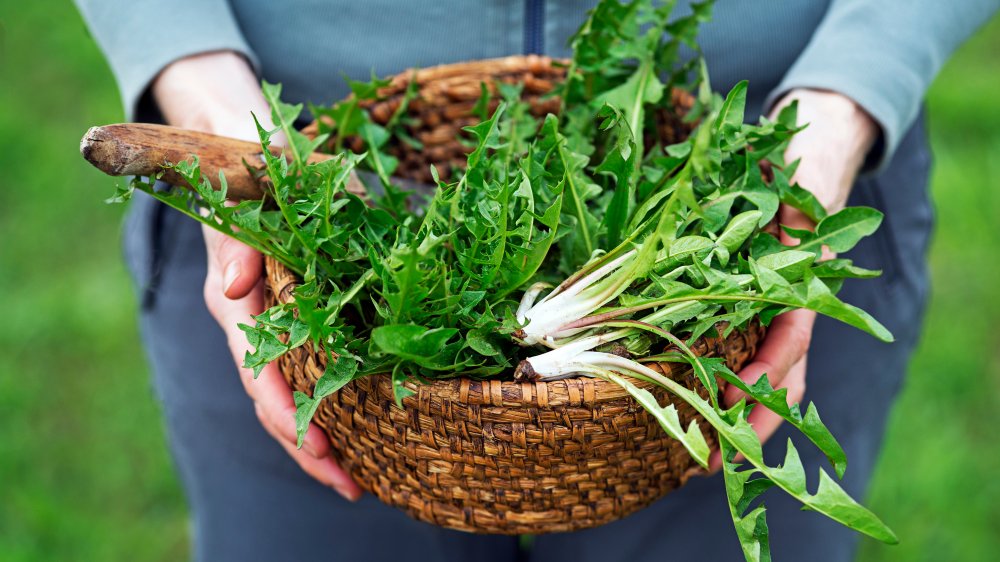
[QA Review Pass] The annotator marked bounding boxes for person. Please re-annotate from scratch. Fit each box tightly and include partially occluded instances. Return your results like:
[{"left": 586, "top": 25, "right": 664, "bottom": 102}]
[{"left": 74, "top": 1, "right": 996, "bottom": 560}]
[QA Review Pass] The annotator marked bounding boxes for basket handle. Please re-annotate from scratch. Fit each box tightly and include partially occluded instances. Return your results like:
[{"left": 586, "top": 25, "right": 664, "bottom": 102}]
[{"left": 79, "top": 123, "right": 365, "bottom": 200}]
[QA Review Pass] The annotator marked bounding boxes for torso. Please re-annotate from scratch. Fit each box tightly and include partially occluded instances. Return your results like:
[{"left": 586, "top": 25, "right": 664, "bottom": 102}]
[{"left": 227, "top": 0, "right": 830, "bottom": 119}]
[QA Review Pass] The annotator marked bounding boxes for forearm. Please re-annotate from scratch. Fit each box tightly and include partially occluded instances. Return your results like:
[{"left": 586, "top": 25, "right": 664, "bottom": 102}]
[
  {"left": 73, "top": 0, "right": 259, "bottom": 120},
  {"left": 769, "top": 0, "right": 997, "bottom": 171},
  {"left": 152, "top": 51, "right": 271, "bottom": 140}
]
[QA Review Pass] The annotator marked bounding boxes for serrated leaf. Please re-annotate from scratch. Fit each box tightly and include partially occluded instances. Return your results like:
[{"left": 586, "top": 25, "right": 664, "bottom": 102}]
[
  {"left": 230, "top": 200, "right": 263, "bottom": 232},
  {"left": 720, "top": 437, "right": 774, "bottom": 562},
  {"left": 593, "top": 58, "right": 664, "bottom": 140},
  {"left": 293, "top": 355, "right": 358, "bottom": 447},
  {"left": 646, "top": 368, "right": 897, "bottom": 545}
]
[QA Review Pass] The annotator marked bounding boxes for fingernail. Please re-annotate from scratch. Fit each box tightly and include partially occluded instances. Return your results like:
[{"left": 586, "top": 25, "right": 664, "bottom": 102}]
[
  {"left": 223, "top": 261, "right": 241, "bottom": 294},
  {"left": 333, "top": 480, "right": 361, "bottom": 502},
  {"left": 281, "top": 406, "right": 305, "bottom": 448},
  {"left": 326, "top": 467, "right": 360, "bottom": 501}
]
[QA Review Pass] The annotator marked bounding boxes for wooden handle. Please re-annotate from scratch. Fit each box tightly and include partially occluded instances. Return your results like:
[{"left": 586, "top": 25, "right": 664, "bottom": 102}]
[{"left": 80, "top": 123, "right": 365, "bottom": 200}]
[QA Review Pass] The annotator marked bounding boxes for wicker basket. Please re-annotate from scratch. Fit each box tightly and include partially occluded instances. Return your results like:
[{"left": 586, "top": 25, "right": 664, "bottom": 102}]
[{"left": 269, "top": 56, "right": 765, "bottom": 534}]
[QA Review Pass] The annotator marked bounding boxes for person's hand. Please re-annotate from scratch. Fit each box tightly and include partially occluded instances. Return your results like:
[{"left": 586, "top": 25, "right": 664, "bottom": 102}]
[
  {"left": 710, "top": 88, "right": 878, "bottom": 470},
  {"left": 152, "top": 51, "right": 361, "bottom": 500}
]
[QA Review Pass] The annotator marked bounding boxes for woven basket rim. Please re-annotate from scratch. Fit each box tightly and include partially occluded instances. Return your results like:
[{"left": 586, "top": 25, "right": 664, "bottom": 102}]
[
  {"left": 300, "top": 54, "right": 568, "bottom": 139},
  {"left": 382, "top": 54, "right": 566, "bottom": 85}
]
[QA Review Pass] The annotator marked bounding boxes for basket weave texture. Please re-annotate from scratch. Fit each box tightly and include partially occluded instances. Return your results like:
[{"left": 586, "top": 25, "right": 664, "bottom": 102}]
[{"left": 270, "top": 56, "right": 765, "bottom": 534}]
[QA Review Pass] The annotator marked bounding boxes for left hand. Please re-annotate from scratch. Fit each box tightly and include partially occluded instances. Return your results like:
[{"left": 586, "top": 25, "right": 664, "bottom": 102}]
[
  {"left": 709, "top": 88, "right": 878, "bottom": 470},
  {"left": 152, "top": 51, "right": 362, "bottom": 499}
]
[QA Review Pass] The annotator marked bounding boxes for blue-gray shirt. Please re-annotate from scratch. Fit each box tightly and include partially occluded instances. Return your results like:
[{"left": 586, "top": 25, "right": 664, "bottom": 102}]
[{"left": 77, "top": 0, "right": 996, "bottom": 170}]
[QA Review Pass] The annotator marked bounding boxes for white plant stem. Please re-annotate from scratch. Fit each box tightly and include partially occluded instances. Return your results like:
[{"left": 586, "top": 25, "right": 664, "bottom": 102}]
[
  {"left": 516, "top": 250, "right": 637, "bottom": 345},
  {"left": 515, "top": 328, "right": 630, "bottom": 379},
  {"left": 515, "top": 281, "right": 553, "bottom": 324}
]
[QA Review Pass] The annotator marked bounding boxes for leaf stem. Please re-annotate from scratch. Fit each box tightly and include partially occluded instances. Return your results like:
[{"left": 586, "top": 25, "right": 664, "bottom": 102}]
[{"left": 558, "top": 141, "right": 595, "bottom": 259}]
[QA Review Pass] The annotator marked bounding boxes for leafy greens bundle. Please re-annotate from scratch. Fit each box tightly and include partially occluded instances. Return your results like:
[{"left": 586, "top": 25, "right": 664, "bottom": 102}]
[{"left": 114, "top": 0, "right": 897, "bottom": 558}]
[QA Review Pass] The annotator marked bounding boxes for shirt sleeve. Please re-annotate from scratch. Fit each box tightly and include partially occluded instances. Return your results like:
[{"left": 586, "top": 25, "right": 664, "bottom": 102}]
[
  {"left": 766, "top": 0, "right": 999, "bottom": 172},
  {"left": 74, "top": 0, "right": 259, "bottom": 120}
]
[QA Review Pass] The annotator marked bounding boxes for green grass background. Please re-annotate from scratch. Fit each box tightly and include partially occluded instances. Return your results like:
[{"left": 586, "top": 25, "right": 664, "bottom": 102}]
[{"left": 0, "top": 3, "right": 997, "bottom": 561}]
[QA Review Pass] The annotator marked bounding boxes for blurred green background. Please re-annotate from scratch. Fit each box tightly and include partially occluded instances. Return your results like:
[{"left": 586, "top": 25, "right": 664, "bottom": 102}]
[{"left": 0, "top": 2, "right": 997, "bottom": 561}]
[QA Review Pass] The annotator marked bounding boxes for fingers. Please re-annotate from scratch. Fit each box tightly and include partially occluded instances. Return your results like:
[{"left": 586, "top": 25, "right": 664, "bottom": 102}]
[
  {"left": 723, "top": 308, "right": 815, "bottom": 407},
  {"left": 202, "top": 225, "right": 263, "bottom": 300},
  {"left": 240, "top": 361, "right": 332, "bottom": 459},
  {"left": 205, "top": 273, "right": 333, "bottom": 459},
  {"left": 709, "top": 356, "right": 808, "bottom": 472},
  {"left": 254, "top": 404, "right": 362, "bottom": 501},
  {"left": 779, "top": 204, "right": 814, "bottom": 244},
  {"left": 207, "top": 273, "right": 355, "bottom": 495},
  {"left": 200, "top": 228, "right": 358, "bottom": 496}
]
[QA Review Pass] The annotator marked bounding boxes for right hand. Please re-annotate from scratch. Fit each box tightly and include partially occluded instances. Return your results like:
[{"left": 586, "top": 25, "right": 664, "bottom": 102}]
[
  {"left": 710, "top": 89, "right": 877, "bottom": 471},
  {"left": 152, "top": 51, "right": 361, "bottom": 500}
]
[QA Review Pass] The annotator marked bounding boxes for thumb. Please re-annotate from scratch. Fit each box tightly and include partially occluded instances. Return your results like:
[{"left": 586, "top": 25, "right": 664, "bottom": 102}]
[{"left": 203, "top": 225, "right": 263, "bottom": 300}]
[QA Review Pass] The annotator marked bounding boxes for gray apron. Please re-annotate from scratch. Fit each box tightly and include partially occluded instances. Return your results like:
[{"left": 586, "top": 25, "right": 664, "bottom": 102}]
[{"left": 122, "top": 1, "right": 933, "bottom": 559}]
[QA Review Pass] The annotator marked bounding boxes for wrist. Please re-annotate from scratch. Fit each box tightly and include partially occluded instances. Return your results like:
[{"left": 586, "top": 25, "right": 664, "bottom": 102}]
[{"left": 152, "top": 50, "right": 272, "bottom": 140}]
